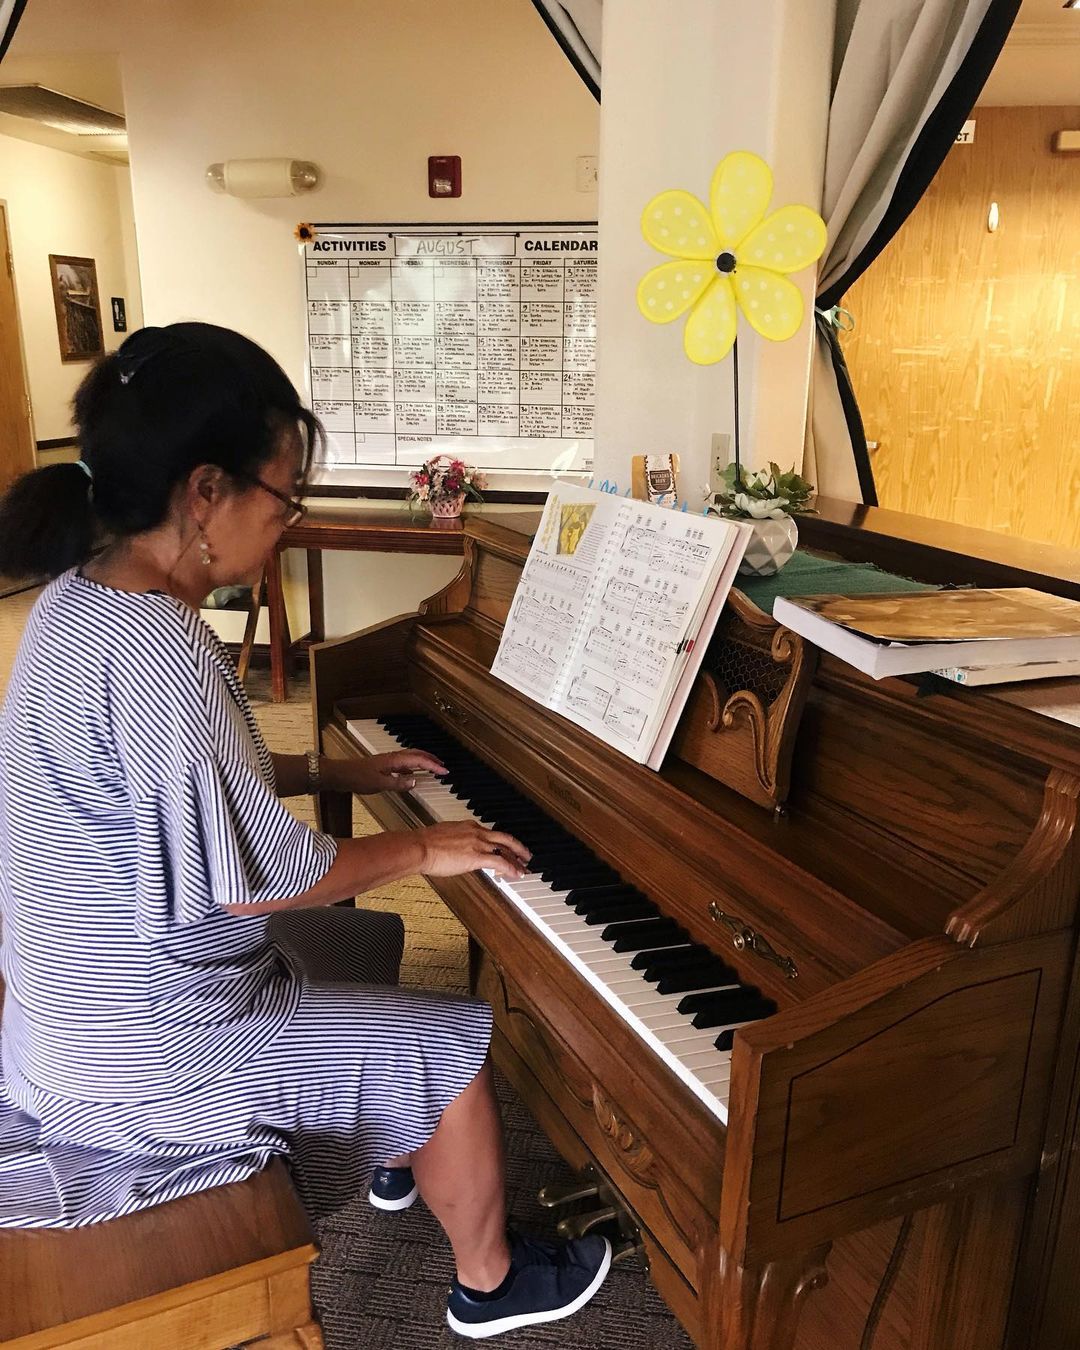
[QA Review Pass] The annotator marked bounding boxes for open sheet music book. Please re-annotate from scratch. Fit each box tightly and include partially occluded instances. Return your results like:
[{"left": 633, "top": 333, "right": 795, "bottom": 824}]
[{"left": 490, "top": 485, "right": 751, "bottom": 768}]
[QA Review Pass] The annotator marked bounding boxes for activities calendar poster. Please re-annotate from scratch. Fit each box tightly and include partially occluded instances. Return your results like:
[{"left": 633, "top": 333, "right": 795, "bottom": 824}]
[{"left": 301, "top": 222, "right": 597, "bottom": 495}]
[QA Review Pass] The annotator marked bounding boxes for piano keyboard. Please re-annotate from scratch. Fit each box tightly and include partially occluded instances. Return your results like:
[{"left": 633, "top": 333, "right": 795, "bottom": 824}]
[{"left": 346, "top": 715, "right": 778, "bottom": 1126}]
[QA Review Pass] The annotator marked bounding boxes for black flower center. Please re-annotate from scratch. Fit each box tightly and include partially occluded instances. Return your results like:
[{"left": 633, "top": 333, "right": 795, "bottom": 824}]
[{"left": 715, "top": 251, "right": 737, "bottom": 274}]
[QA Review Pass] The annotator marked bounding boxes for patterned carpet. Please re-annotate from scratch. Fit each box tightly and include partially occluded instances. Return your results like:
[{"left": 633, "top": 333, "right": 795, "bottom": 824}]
[{"left": 0, "top": 588, "right": 691, "bottom": 1350}]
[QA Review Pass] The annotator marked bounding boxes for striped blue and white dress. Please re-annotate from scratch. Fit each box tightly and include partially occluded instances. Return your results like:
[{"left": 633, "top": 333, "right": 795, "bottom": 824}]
[{"left": 0, "top": 570, "right": 491, "bottom": 1228}]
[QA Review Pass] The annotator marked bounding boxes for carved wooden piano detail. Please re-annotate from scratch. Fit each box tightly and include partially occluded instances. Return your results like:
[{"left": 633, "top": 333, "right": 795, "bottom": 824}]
[{"left": 310, "top": 513, "right": 1080, "bottom": 1349}]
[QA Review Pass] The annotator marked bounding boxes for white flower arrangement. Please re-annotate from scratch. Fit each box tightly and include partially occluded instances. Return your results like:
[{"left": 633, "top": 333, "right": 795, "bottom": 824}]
[{"left": 714, "top": 462, "right": 815, "bottom": 520}]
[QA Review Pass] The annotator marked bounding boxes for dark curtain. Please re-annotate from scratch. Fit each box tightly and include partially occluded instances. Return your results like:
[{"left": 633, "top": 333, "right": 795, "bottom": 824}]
[
  {"left": 530, "top": 1, "right": 601, "bottom": 101},
  {"left": 815, "top": 0, "right": 1023, "bottom": 504},
  {"left": 0, "top": 0, "right": 29, "bottom": 64}
]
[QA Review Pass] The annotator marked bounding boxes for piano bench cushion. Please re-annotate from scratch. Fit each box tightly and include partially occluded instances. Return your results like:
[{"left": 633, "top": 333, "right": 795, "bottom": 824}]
[{"left": 270, "top": 905, "right": 405, "bottom": 986}]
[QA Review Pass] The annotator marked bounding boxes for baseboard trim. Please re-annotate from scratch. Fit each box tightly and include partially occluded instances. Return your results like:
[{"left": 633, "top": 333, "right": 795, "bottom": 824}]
[{"left": 0, "top": 575, "right": 45, "bottom": 599}]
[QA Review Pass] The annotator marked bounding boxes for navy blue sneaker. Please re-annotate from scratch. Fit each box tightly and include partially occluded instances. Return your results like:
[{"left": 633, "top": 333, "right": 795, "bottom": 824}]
[
  {"left": 368, "top": 1165, "right": 419, "bottom": 1212},
  {"left": 446, "top": 1230, "right": 612, "bottom": 1339}
]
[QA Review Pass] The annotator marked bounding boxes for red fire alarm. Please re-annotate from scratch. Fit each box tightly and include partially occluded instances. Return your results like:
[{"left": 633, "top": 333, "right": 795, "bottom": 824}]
[{"left": 428, "top": 155, "right": 461, "bottom": 198}]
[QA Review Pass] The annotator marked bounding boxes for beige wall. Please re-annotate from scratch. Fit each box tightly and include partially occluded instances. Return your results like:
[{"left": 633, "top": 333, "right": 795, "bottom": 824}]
[
  {"left": 0, "top": 134, "right": 143, "bottom": 441},
  {"left": 594, "top": 0, "right": 832, "bottom": 497},
  {"left": 116, "top": 0, "right": 599, "bottom": 401},
  {"left": 10, "top": 0, "right": 599, "bottom": 635}
]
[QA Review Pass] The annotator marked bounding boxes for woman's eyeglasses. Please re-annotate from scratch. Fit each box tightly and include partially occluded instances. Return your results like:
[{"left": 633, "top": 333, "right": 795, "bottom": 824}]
[{"left": 244, "top": 475, "right": 307, "bottom": 529}]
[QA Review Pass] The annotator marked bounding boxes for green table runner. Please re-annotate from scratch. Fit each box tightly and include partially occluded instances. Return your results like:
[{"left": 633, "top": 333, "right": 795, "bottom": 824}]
[{"left": 735, "top": 550, "right": 935, "bottom": 616}]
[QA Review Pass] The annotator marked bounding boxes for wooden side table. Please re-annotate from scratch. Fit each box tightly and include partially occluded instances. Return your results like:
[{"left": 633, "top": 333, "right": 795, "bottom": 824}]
[{"left": 258, "top": 504, "right": 471, "bottom": 702}]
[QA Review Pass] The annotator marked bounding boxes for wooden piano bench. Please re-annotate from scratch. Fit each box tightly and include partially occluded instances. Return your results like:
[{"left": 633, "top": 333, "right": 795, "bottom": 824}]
[{"left": 0, "top": 1159, "right": 323, "bottom": 1350}]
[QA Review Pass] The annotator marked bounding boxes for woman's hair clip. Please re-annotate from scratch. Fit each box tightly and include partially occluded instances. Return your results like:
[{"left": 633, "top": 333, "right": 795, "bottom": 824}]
[
  {"left": 117, "top": 352, "right": 154, "bottom": 385},
  {"left": 116, "top": 328, "right": 166, "bottom": 386}
]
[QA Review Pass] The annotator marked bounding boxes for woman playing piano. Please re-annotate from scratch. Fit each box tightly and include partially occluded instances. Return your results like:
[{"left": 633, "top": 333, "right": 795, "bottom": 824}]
[{"left": 0, "top": 323, "right": 612, "bottom": 1338}]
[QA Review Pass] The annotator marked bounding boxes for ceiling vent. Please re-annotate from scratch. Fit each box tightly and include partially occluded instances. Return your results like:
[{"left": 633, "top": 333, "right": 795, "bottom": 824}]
[{"left": 0, "top": 84, "right": 125, "bottom": 136}]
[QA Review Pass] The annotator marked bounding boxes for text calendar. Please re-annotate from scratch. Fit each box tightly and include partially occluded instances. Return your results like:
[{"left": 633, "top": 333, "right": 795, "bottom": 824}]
[{"left": 302, "top": 223, "right": 597, "bottom": 493}]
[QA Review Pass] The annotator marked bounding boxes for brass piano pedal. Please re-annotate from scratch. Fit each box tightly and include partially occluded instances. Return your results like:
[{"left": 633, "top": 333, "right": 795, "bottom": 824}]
[
  {"left": 556, "top": 1205, "right": 618, "bottom": 1240},
  {"left": 612, "top": 1236, "right": 647, "bottom": 1268},
  {"left": 538, "top": 1178, "right": 600, "bottom": 1210}
]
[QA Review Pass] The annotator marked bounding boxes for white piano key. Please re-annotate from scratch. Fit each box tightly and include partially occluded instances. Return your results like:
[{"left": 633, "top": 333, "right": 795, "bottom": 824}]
[{"left": 677, "top": 1047, "right": 733, "bottom": 1073}]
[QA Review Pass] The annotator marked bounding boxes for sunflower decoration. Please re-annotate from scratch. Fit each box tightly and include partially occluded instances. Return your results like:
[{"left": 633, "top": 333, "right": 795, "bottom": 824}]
[
  {"left": 294, "top": 222, "right": 318, "bottom": 244},
  {"left": 637, "top": 151, "right": 826, "bottom": 366}
]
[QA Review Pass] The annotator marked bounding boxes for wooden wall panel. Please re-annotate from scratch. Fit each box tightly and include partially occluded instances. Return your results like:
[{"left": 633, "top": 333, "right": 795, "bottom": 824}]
[{"left": 842, "top": 106, "right": 1080, "bottom": 550}]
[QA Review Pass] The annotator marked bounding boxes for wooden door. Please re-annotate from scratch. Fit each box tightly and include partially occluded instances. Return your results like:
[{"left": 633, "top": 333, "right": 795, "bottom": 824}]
[
  {"left": 0, "top": 202, "right": 35, "bottom": 494},
  {"left": 842, "top": 106, "right": 1080, "bottom": 550}
]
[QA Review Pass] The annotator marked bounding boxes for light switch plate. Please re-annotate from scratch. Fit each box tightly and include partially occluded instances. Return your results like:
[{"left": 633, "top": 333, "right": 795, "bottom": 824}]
[{"left": 576, "top": 155, "right": 598, "bottom": 192}]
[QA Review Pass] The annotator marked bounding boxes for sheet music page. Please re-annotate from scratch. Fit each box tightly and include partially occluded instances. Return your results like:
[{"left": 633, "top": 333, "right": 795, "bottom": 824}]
[
  {"left": 491, "top": 485, "right": 744, "bottom": 763},
  {"left": 489, "top": 485, "right": 620, "bottom": 706}
]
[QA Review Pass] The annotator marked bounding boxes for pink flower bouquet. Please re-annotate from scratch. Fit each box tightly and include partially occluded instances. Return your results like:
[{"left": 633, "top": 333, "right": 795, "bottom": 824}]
[{"left": 407, "top": 455, "right": 486, "bottom": 517}]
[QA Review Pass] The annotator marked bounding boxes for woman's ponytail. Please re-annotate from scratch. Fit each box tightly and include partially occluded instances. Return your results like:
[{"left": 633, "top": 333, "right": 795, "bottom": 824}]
[{"left": 0, "top": 461, "right": 98, "bottom": 579}]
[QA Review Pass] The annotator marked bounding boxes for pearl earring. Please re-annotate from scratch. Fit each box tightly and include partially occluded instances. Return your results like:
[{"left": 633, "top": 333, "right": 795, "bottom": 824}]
[{"left": 198, "top": 533, "right": 212, "bottom": 566}]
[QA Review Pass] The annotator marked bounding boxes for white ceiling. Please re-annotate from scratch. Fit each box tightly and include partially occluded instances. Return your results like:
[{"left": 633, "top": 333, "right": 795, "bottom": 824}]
[
  {"left": 981, "top": 0, "right": 1080, "bottom": 107},
  {"left": 0, "top": 0, "right": 1075, "bottom": 165}
]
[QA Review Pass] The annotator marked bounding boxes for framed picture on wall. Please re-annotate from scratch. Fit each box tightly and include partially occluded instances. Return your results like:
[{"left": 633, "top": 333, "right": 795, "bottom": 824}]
[{"left": 48, "top": 254, "right": 104, "bottom": 363}]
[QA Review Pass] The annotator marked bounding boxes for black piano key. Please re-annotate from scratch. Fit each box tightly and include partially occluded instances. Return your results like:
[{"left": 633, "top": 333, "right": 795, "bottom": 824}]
[
  {"left": 475, "top": 810, "right": 544, "bottom": 830},
  {"left": 655, "top": 963, "right": 742, "bottom": 996},
  {"left": 567, "top": 884, "right": 639, "bottom": 907},
  {"left": 573, "top": 891, "right": 651, "bottom": 917},
  {"left": 465, "top": 792, "right": 522, "bottom": 808},
  {"left": 688, "top": 996, "right": 776, "bottom": 1030},
  {"left": 639, "top": 944, "right": 717, "bottom": 977},
  {"left": 601, "top": 918, "right": 684, "bottom": 948},
  {"left": 531, "top": 843, "right": 594, "bottom": 862},
  {"left": 676, "top": 986, "right": 754, "bottom": 1014},
  {"left": 628, "top": 939, "right": 698, "bottom": 967},
  {"left": 713, "top": 1003, "right": 778, "bottom": 1049},
  {"left": 676, "top": 987, "right": 758, "bottom": 1015},
  {"left": 583, "top": 901, "right": 658, "bottom": 926},
  {"left": 545, "top": 867, "right": 620, "bottom": 889}
]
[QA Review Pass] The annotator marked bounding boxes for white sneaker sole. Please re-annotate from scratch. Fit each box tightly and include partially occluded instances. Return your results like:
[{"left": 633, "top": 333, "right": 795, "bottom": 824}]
[
  {"left": 368, "top": 1184, "right": 419, "bottom": 1212},
  {"left": 446, "top": 1237, "right": 613, "bottom": 1339}
]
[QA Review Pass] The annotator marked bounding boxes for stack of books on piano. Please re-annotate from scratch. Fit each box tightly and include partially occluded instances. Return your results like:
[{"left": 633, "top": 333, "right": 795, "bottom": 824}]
[{"left": 772, "top": 588, "right": 1080, "bottom": 684}]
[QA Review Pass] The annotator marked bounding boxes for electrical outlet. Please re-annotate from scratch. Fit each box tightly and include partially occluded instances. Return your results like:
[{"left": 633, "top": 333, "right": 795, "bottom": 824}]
[{"left": 576, "top": 156, "right": 598, "bottom": 193}]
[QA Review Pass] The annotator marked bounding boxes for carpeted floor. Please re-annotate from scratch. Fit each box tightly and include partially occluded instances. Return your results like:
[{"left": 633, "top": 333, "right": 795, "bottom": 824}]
[{"left": 0, "top": 587, "right": 691, "bottom": 1350}]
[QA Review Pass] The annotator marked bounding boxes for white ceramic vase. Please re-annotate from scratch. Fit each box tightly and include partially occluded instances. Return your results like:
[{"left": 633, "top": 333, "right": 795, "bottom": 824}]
[{"left": 737, "top": 514, "right": 798, "bottom": 577}]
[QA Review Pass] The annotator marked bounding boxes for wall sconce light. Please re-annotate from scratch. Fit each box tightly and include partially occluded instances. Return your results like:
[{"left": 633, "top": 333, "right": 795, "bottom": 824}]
[
  {"left": 205, "top": 158, "right": 321, "bottom": 198},
  {"left": 987, "top": 201, "right": 1000, "bottom": 233}
]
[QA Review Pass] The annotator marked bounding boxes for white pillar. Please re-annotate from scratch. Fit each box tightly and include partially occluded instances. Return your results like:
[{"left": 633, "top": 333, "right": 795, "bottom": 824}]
[{"left": 594, "top": 0, "right": 835, "bottom": 501}]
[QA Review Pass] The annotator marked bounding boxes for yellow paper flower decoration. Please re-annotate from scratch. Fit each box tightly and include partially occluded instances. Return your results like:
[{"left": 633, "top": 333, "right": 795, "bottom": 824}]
[{"left": 637, "top": 151, "right": 827, "bottom": 365}]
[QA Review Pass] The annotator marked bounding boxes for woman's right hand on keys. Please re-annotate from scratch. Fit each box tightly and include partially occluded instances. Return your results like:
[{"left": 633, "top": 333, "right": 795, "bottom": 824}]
[{"left": 417, "top": 822, "right": 531, "bottom": 880}]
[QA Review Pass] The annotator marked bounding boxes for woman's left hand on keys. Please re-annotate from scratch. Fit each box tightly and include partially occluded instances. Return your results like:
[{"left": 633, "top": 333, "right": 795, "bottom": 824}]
[{"left": 347, "top": 750, "right": 448, "bottom": 795}]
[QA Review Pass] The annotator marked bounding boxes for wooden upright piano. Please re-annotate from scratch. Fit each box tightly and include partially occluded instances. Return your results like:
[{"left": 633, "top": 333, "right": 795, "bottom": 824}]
[{"left": 310, "top": 509, "right": 1080, "bottom": 1349}]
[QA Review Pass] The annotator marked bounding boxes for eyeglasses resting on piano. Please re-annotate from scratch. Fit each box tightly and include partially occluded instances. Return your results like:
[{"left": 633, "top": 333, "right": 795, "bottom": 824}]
[{"left": 348, "top": 713, "right": 777, "bottom": 1126}]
